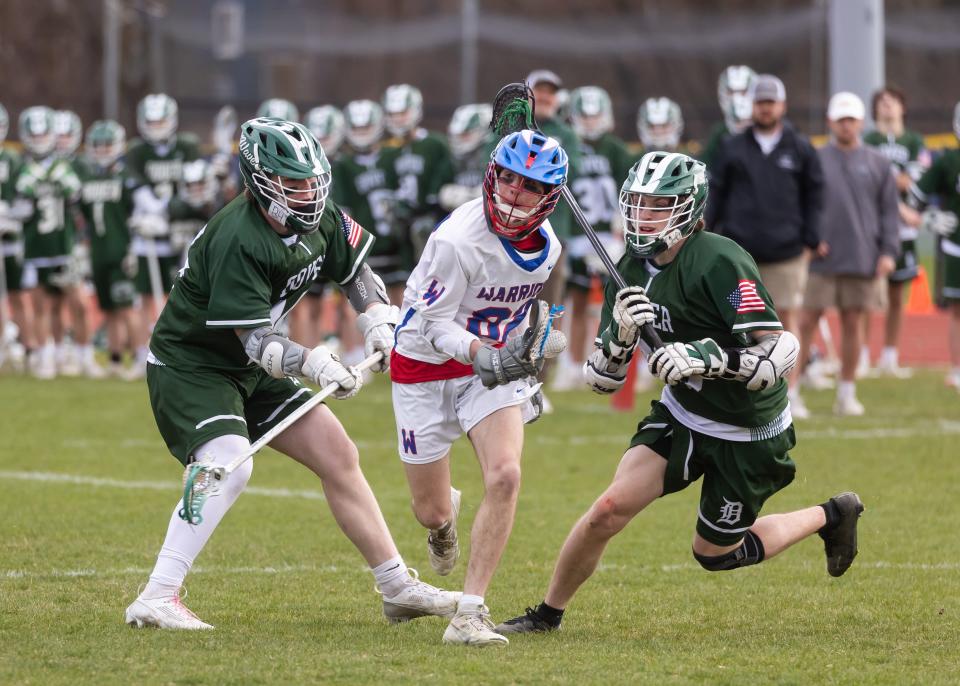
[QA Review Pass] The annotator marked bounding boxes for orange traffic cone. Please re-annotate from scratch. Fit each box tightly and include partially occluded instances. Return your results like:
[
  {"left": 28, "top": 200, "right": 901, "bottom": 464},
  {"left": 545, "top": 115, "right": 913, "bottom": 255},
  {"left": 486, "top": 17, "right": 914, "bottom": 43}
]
[
  {"left": 905, "top": 266, "right": 935, "bottom": 315},
  {"left": 611, "top": 356, "right": 638, "bottom": 412}
]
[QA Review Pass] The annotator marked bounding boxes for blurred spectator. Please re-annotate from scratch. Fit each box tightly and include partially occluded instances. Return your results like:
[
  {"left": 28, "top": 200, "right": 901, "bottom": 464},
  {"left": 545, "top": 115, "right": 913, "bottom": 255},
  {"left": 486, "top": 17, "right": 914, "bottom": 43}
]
[
  {"left": 796, "top": 92, "right": 899, "bottom": 417},
  {"left": 706, "top": 74, "right": 823, "bottom": 345},
  {"left": 862, "top": 86, "right": 926, "bottom": 377}
]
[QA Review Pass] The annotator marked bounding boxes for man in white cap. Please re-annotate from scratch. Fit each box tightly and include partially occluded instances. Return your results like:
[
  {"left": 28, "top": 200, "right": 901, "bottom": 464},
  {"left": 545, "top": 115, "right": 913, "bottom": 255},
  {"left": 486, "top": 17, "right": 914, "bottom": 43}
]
[{"left": 795, "top": 92, "right": 899, "bottom": 416}]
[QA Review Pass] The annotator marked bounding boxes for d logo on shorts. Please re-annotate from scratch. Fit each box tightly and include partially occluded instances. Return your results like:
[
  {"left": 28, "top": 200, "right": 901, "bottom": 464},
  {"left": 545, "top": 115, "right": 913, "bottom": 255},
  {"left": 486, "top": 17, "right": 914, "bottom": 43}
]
[{"left": 718, "top": 497, "right": 743, "bottom": 526}]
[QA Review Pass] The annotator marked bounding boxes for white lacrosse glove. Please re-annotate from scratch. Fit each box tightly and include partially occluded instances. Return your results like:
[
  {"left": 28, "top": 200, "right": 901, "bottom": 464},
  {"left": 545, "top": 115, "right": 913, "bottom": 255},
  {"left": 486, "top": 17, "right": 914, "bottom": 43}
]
[
  {"left": 611, "top": 286, "right": 655, "bottom": 346},
  {"left": 0, "top": 201, "right": 21, "bottom": 235},
  {"left": 438, "top": 183, "right": 481, "bottom": 211},
  {"left": 131, "top": 213, "right": 170, "bottom": 238},
  {"left": 356, "top": 303, "right": 400, "bottom": 373},
  {"left": 921, "top": 209, "right": 959, "bottom": 237},
  {"left": 648, "top": 342, "right": 706, "bottom": 386},
  {"left": 122, "top": 252, "right": 139, "bottom": 278},
  {"left": 301, "top": 345, "right": 363, "bottom": 399}
]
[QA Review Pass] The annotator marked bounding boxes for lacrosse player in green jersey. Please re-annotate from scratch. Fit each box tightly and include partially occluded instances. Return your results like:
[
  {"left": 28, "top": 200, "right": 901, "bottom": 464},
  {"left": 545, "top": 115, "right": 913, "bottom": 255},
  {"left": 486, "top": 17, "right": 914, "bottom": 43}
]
[
  {"left": 700, "top": 65, "right": 756, "bottom": 169},
  {"left": 0, "top": 103, "right": 36, "bottom": 369},
  {"left": 76, "top": 120, "right": 143, "bottom": 379},
  {"left": 126, "top": 93, "right": 201, "bottom": 366},
  {"left": 382, "top": 84, "right": 456, "bottom": 262},
  {"left": 497, "top": 152, "right": 864, "bottom": 635},
  {"left": 16, "top": 106, "right": 95, "bottom": 379},
  {"left": 554, "top": 86, "right": 635, "bottom": 391},
  {"left": 917, "top": 102, "right": 960, "bottom": 391},
  {"left": 124, "top": 117, "right": 459, "bottom": 630}
]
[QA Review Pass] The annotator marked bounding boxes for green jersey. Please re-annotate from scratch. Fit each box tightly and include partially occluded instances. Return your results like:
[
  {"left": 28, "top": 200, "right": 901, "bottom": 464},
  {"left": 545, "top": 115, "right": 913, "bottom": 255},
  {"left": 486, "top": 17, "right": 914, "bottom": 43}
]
[
  {"left": 75, "top": 157, "right": 136, "bottom": 266},
  {"left": 125, "top": 134, "right": 201, "bottom": 199},
  {"left": 570, "top": 133, "right": 634, "bottom": 235},
  {"left": 862, "top": 129, "right": 924, "bottom": 171},
  {"left": 918, "top": 149, "right": 960, "bottom": 244},
  {"left": 332, "top": 150, "right": 400, "bottom": 260},
  {"left": 599, "top": 231, "right": 788, "bottom": 437},
  {"left": 149, "top": 194, "right": 375, "bottom": 374},
  {"left": 386, "top": 129, "right": 455, "bottom": 215},
  {"left": 168, "top": 197, "right": 212, "bottom": 255},
  {"left": 699, "top": 122, "right": 732, "bottom": 170},
  {"left": 1, "top": 147, "right": 23, "bottom": 247},
  {"left": 15, "top": 156, "right": 82, "bottom": 260}
]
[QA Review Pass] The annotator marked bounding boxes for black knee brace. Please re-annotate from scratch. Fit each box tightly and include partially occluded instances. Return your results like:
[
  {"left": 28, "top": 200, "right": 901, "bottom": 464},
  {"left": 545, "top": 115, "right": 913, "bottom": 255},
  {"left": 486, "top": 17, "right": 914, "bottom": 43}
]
[{"left": 693, "top": 530, "right": 765, "bottom": 571}]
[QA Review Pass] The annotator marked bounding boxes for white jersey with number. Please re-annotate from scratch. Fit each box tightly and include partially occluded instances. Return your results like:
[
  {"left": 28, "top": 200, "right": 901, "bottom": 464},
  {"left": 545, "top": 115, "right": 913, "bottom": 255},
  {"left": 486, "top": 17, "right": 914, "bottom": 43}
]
[{"left": 391, "top": 197, "right": 561, "bottom": 381}]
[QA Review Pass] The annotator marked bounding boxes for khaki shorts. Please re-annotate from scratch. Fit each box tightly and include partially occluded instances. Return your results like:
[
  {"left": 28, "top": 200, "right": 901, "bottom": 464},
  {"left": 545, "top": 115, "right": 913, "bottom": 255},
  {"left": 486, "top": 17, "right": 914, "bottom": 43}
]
[
  {"left": 803, "top": 272, "right": 886, "bottom": 311},
  {"left": 758, "top": 254, "right": 808, "bottom": 312}
]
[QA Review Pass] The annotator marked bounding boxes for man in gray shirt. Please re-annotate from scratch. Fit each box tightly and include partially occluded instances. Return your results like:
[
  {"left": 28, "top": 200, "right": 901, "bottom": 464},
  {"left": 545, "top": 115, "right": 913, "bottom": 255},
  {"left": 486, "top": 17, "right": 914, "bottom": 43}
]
[{"left": 795, "top": 92, "right": 899, "bottom": 417}]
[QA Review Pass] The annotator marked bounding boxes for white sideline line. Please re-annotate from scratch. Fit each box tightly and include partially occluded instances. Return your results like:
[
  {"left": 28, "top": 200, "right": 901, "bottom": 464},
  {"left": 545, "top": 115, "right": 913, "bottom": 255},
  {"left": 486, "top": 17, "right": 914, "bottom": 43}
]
[
  {"left": 3, "top": 563, "right": 345, "bottom": 580},
  {"left": 0, "top": 470, "right": 325, "bottom": 501}
]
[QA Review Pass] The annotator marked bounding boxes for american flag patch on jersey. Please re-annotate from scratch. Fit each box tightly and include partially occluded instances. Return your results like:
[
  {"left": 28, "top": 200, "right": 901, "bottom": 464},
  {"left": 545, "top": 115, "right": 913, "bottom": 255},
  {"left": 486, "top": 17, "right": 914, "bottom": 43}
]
[
  {"left": 340, "top": 212, "right": 363, "bottom": 248},
  {"left": 727, "top": 279, "right": 766, "bottom": 313}
]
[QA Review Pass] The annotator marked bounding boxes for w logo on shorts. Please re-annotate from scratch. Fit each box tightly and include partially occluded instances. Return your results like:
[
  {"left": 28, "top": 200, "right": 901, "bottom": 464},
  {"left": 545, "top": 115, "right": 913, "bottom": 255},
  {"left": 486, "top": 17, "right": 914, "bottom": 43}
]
[{"left": 401, "top": 429, "right": 417, "bottom": 455}]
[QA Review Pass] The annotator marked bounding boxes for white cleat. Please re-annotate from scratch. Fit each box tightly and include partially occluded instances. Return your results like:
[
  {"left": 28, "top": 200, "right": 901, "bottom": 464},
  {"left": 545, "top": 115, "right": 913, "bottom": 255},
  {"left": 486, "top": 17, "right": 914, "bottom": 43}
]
[
  {"left": 428, "top": 487, "right": 461, "bottom": 576},
  {"left": 833, "top": 395, "right": 865, "bottom": 417},
  {"left": 124, "top": 592, "right": 213, "bottom": 630},
  {"left": 30, "top": 353, "right": 57, "bottom": 380},
  {"left": 789, "top": 394, "right": 811, "bottom": 420},
  {"left": 801, "top": 370, "right": 834, "bottom": 390},
  {"left": 83, "top": 361, "right": 107, "bottom": 379},
  {"left": 443, "top": 606, "right": 509, "bottom": 646},
  {"left": 875, "top": 362, "right": 912, "bottom": 379},
  {"left": 379, "top": 569, "right": 461, "bottom": 623}
]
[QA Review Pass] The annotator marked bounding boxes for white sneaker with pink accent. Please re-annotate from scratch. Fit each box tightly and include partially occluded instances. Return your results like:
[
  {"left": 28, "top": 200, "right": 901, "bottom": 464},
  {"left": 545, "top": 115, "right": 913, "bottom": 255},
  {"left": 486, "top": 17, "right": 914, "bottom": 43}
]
[{"left": 125, "top": 590, "right": 213, "bottom": 630}]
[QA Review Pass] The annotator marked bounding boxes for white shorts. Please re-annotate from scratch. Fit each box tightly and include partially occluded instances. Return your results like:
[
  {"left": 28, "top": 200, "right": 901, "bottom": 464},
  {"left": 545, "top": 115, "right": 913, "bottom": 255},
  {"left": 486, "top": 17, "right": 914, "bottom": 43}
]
[{"left": 392, "top": 375, "right": 540, "bottom": 464}]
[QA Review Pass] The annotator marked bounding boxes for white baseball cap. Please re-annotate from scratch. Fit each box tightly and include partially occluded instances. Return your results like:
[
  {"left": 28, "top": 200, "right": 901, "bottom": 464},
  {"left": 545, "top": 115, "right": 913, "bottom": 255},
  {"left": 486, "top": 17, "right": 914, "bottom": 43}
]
[{"left": 827, "top": 92, "right": 865, "bottom": 121}]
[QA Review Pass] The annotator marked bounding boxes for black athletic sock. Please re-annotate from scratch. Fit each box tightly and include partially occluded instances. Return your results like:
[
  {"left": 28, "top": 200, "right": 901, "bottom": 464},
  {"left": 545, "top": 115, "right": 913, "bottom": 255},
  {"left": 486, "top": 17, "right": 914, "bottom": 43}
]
[
  {"left": 819, "top": 499, "right": 841, "bottom": 532},
  {"left": 110, "top": 351, "right": 123, "bottom": 364},
  {"left": 535, "top": 601, "right": 564, "bottom": 626}
]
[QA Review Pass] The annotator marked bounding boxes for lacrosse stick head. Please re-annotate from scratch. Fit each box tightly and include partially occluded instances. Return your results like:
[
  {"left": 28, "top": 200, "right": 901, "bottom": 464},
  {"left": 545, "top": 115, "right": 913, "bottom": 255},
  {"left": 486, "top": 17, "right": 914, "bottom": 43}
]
[
  {"left": 490, "top": 82, "right": 537, "bottom": 137},
  {"left": 524, "top": 300, "right": 567, "bottom": 363},
  {"left": 178, "top": 459, "right": 225, "bottom": 525}
]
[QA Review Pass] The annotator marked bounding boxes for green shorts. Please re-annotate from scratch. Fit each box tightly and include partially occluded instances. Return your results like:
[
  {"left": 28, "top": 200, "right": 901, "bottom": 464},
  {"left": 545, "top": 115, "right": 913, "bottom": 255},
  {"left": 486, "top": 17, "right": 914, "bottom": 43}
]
[
  {"left": 35, "top": 264, "right": 68, "bottom": 294},
  {"left": 92, "top": 262, "right": 136, "bottom": 311},
  {"left": 135, "top": 255, "right": 180, "bottom": 295},
  {"left": 889, "top": 239, "right": 918, "bottom": 283},
  {"left": 566, "top": 255, "right": 593, "bottom": 292},
  {"left": 3, "top": 253, "right": 24, "bottom": 292},
  {"left": 630, "top": 400, "right": 797, "bottom": 546},
  {"left": 147, "top": 362, "right": 316, "bottom": 465}
]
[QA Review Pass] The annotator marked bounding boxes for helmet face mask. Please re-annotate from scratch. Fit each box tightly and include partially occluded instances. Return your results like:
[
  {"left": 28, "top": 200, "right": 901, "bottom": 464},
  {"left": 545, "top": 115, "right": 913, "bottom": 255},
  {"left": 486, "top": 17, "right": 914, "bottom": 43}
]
[
  {"left": 638, "top": 98, "right": 683, "bottom": 150},
  {"left": 383, "top": 84, "right": 423, "bottom": 138},
  {"left": 306, "top": 106, "right": 345, "bottom": 158},
  {"left": 54, "top": 110, "right": 82, "bottom": 158},
  {"left": 257, "top": 98, "right": 300, "bottom": 123},
  {"left": 619, "top": 152, "right": 708, "bottom": 259},
  {"left": 571, "top": 86, "right": 613, "bottom": 141},
  {"left": 718, "top": 65, "right": 757, "bottom": 133},
  {"left": 447, "top": 103, "right": 492, "bottom": 158},
  {"left": 344, "top": 100, "right": 384, "bottom": 152},
  {"left": 238, "top": 118, "right": 332, "bottom": 235},
  {"left": 180, "top": 159, "right": 216, "bottom": 209},
  {"left": 85, "top": 119, "right": 126, "bottom": 169},
  {"left": 137, "top": 94, "right": 178, "bottom": 145},
  {"left": 482, "top": 129, "right": 568, "bottom": 241},
  {"left": 19, "top": 106, "right": 56, "bottom": 158}
]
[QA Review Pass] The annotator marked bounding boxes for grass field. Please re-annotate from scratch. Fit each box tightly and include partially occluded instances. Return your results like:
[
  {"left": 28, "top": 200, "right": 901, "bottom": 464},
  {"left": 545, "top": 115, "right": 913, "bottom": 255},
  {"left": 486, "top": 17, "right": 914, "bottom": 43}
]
[{"left": 2, "top": 370, "right": 959, "bottom": 685}]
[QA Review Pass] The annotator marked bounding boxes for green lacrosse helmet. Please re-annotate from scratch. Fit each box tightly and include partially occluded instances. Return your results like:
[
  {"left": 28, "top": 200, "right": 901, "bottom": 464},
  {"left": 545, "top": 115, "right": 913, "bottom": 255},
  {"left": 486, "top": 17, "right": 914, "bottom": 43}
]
[
  {"left": 619, "top": 151, "right": 708, "bottom": 259},
  {"left": 257, "top": 98, "right": 300, "bottom": 123},
  {"left": 383, "top": 84, "right": 423, "bottom": 137},
  {"left": 305, "top": 105, "right": 345, "bottom": 157},
  {"left": 137, "top": 93, "right": 178, "bottom": 145},
  {"left": 238, "top": 117, "right": 332, "bottom": 235},
  {"left": 570, "top": 86, "right": 613, "bottom": 141},
  {"left": 54, "top": 110, "right": 83, "bottom": 158},
  {"left": 447, "top": 103, "right": 492, "bottom": 157},
  {"left": 637, "top": 98, "right": 684, "bottom": 150},
  {"left": 85, "top": 119, "right": 126, "bottom": 168},
  {"left": 718, "top": 65, "right": 756, "bottom": 133},
  {"left": 0, "top": 103, "right": 8, "bottom": 144},
  {"left": 19, "top": 106, "right": 56, "bottom": 158},
  {"left": 344, "top": 99, "right": 384, "bottom": 152}
]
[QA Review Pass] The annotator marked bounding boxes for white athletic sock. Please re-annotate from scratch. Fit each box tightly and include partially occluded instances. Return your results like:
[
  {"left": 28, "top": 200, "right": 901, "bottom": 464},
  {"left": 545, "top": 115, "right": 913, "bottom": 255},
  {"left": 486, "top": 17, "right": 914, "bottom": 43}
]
[
  {"left": 879, "top": 346, "right": 897, "bottom": 367},
  {"left": 858, "top": 346, "right": 870, "bottom": 368},
  {"left": 136, "top": 346, "right": 149, "bottom": 365},
  {"left": 372, "top": 556, "right": 409, "bottom": 597},
  {"left": 458, "top": 594, "right": 485, "bottom": 614},
  {"left": 837, "top": 381, "right": 856, "bottom": 400},
  {"left": 142, "top": 435, "right": 252, "bottom": 598},
  {"left": 81, "top": 344, "right": 96, "bottom": 364}
]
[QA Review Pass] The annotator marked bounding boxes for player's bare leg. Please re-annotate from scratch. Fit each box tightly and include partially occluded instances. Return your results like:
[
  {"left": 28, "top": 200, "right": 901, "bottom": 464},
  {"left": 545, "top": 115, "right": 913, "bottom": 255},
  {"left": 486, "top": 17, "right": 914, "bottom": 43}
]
[
  {"left": 878, "top": 281, "right": 910, "bottom": 376},
  {"left": 836, "top": 308, "right": 865, "bottom": 415},
  {"left": 272, "top": 404, "right": 460, "bottom": 622},
  {"left": 947, "top": 303, "right": 960, "bottom": 389},
  {"left": 403, "top": 455, "right": 461, "bottom": 575},
  {"left": 28, "top": 287, "right": 55, "bottom": 378},
  {"left": 789, "top": 307, "right": 823, "bottom": 418},
  {"left": 65, "top": 284, "right": 103, "bottom": 377}
]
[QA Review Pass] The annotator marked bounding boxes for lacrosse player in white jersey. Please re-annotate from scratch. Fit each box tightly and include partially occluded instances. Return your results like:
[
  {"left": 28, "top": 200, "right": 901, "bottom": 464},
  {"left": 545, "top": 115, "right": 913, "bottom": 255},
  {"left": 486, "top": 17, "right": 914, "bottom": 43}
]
[{"left": 390, "top": 129, "right": 568, "bottom": 646}]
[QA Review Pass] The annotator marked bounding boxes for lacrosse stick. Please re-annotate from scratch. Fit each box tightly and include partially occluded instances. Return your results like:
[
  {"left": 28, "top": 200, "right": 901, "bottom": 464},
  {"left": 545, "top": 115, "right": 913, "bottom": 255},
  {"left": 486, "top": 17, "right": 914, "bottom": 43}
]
[
  {"left": 489, "top": 82, "right": 666, "bottom": 353},
  {"left": 178, "top": 351, "right": 384, "bottom": 524}
]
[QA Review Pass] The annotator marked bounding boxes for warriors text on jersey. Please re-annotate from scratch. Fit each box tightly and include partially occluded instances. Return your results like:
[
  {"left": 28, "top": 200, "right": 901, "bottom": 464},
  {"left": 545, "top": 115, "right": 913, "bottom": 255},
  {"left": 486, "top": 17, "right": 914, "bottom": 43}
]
[
  {"left": 391, "top": 197, "right": 561, "bottom": 382},
  {"left": 599, "top": 231, "right": 789, "bottom": 439},
  {"left": 149, "top": 193, "right": 374, "bottom": 374}
]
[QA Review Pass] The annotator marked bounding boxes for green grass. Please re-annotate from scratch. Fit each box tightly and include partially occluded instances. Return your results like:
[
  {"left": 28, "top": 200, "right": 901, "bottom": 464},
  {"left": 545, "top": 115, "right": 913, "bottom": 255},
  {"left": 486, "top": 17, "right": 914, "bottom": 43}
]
[{"left": 1, "top": 371, "right": 959, "bottom": 685}]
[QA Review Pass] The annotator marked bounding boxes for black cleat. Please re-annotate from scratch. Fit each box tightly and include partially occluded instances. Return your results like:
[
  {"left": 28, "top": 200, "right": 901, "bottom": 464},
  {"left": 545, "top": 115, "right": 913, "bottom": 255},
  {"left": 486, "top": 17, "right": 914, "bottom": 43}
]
[
  {"left": 819, "top": 491, "right": 864, "bottom": 577},
  {"left": 494, "top": 606, "right": 561, "bottom": 635}
]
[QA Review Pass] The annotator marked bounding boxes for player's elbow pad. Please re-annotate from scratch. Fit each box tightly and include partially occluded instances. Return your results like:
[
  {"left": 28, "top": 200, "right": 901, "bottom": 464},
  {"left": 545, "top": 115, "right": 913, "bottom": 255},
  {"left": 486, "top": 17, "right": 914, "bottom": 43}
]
[
  {"left": 584, "top": 347, "right": 628, "bottom": 395},
  {"left": 239, "top": 326, "right": 307, "bottom": 379},
  {"left": 723, "top": 331, "right": 799, "bottom": 391}
]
